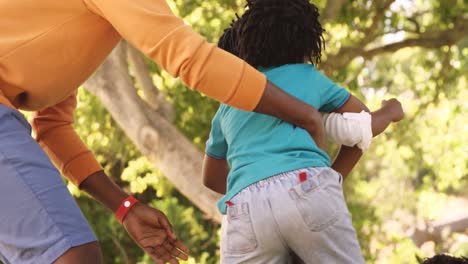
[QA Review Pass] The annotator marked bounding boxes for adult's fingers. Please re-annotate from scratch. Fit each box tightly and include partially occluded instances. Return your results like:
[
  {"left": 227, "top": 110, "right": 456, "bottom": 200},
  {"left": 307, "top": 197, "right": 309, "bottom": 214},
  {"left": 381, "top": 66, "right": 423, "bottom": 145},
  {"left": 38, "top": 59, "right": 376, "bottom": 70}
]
[
  {"left": 173, "top": 240, "right": 189, "bottom": 256},
  {"left": 155, "top": 258, "right": 164, "bottom": 264},
  {"left": 145, "top": 247, "right": 165, "bottom": 264},
  {"left": 162, "top": 240, "right": 189, "bottom": 260},
  {"left": 157, "top": 212, "right": 177, "bottom": 240},
  {"left": 147, "top": 246, "right": 176, "bottom": 264},
  {"left": 168, "top": 257, "right": 179, "bottom": 264},
  {"left": 139, "top": 232, "right": 167, "bottom": 248}
]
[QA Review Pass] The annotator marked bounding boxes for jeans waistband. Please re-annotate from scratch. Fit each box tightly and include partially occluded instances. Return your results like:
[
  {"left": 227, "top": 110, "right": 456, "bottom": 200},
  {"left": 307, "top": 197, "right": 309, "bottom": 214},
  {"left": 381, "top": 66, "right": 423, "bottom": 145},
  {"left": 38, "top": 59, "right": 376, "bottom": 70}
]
[
  {"left": 243, "top": 167, "right": 330, "bottom": 192},
  {"left": 0, "top": 104, "right": 32, "bottom": 133}
]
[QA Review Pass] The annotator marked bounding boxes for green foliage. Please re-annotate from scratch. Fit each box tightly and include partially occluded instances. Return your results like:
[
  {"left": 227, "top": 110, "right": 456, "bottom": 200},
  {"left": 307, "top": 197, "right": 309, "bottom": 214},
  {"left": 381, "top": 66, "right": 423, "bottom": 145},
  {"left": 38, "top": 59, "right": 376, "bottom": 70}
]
[
  {"left": 160, "top": 74, "right": 219, "bottom": 149},
  {"left": 74, "top": 90, "right": 220, "bottom": 263},
  {"left": 72, "top": 0, "right": 467, "bottom": 263}
]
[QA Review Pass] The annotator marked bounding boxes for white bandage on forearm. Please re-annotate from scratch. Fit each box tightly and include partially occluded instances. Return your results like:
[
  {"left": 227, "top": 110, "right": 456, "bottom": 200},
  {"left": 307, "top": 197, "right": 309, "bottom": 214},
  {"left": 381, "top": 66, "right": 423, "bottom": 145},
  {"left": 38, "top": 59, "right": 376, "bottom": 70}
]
[{"left": 322, "top": 111, "right": 373, "bottom": 151}]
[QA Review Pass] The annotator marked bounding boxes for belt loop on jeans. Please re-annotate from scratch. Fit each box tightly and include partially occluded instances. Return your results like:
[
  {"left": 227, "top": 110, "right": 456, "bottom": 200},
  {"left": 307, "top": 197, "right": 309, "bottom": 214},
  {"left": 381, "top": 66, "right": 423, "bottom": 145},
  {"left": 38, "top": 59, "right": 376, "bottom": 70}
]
[
  {"left": 226, "top": 203, "right": 237, "bottom": 216},
  {"left": 240, "top": 203, "right": 249, "bottom": 215},
  {"left": 289, "top": 181, "right": 312, "bottom": 199},
  {"left": 289, "top": 188, "right": 299, "bottom": 200},
  {"left": 226, "top": 202, "right": 249, "bottom": 216},
  {"left": 289, "top": 171, "right": 321, "bottom": 200}
]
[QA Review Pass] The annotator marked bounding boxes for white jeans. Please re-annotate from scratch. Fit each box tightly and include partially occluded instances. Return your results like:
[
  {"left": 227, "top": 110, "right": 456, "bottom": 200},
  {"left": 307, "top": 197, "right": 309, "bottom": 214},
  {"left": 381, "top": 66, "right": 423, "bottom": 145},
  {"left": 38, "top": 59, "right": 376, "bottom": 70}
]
[{"left": 220, "top": 167, "right": 365, "bottom": 264}]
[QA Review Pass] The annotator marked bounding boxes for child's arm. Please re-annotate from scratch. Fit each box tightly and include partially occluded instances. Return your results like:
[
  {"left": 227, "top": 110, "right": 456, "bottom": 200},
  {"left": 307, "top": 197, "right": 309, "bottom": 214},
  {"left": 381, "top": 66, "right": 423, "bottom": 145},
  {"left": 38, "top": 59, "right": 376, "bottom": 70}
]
[
  {"left": 202, "top": 154, "right": 229, "bottom": 195},
  {"left": 328, "top": 95, "right": 368, "bottom": 179},
  {"left": 330, "top": 96, "right": 404, "bottom": 179},
  {"left": 370, "top": 98, "right": 404, "bottom": 134},
  {"left": 203, "top": 107, "right": 230, "bottom": 194},
  {"left": 324, "top": 98, "right": 404, "bottom": 150}
]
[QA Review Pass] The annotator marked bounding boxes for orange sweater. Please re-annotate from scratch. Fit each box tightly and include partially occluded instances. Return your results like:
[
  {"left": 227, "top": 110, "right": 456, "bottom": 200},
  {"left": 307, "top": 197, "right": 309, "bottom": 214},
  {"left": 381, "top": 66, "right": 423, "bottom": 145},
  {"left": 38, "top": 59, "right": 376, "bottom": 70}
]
[{"left": 0, "top": 0, "right": 266, "bottom": 186}]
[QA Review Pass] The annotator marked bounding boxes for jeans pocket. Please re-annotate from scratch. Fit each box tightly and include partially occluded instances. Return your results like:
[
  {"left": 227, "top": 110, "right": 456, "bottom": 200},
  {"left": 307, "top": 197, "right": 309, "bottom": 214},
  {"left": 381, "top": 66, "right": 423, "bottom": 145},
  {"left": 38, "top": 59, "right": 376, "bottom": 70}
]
[
  {"left": 290, "top": 178, "right": 340, "bottom": 231},
  {"left": 222, "top": 203, "right": 257, "bottom": 255}
]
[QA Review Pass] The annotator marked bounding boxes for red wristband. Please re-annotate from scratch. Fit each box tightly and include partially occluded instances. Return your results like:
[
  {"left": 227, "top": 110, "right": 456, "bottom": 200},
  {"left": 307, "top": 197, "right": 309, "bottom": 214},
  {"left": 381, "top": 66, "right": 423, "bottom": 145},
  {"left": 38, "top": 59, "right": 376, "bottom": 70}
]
[{"left": 115, "top": 196, "right": 139, "bottom": 224}]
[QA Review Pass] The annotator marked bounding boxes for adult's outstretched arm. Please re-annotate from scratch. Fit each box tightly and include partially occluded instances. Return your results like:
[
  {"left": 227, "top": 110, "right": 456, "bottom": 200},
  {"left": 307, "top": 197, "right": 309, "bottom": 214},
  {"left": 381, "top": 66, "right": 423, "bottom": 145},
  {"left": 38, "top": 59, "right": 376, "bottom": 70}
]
[
  {"left": 32, "top": 94, "right": 189, "bottom": 263},
  {"left": 83, "top": 0, "right": 325, "bottom": 148}
]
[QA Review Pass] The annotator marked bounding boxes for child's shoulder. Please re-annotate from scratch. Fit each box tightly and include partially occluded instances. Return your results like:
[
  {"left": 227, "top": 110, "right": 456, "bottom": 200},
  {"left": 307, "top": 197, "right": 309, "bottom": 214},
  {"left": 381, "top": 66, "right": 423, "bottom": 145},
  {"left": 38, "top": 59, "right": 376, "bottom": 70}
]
[
  {"left": 265, "top": 64, "right": 333, "bottom": 86},
  {"left": 261, "top": 63, "right": 317, "bottom": 74},
  {"left": 216, "top": 103, "right": 242, "bottom": 117},
  {"left": 260, "top": 64, "right": 315, "bottom": 82}
]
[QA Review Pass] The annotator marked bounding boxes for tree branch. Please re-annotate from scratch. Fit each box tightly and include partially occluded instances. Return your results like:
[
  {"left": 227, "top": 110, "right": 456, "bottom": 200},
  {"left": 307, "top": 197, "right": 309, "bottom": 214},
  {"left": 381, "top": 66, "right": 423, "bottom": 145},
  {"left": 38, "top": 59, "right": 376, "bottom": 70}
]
[
  {"left": 323, "top": 16, "right": 468, "bottom": 72},
  {"left": 407, "top": 16, "right": 422, "bottom": 34},
  {"left": 360, "top": 0, "right": 396, "bottom": 45},
  {"left": 362, "top": 17, "right": 468, "bottom": 60},
  {"left": 126, "top": 43, "right": 160, "bottom": 107},
  {"left": 126, "top": 42, "right": 175, "bottom": 121},
  {"left": 321, "top": 0, "right": 347, "bottom": 24},
  {"left": 321, "top": 0, "right": 395, "bottom": 75},
  {"left": 411, "top": 215, "right": 468, "bottom": 246}
]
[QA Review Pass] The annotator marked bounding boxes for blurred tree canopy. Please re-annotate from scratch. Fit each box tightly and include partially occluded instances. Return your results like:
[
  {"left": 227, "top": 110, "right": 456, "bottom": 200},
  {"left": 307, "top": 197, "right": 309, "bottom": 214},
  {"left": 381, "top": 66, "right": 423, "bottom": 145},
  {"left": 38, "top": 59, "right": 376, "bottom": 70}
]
[{"left": 71, "top": 0, "right": 468, "bottom": 263}]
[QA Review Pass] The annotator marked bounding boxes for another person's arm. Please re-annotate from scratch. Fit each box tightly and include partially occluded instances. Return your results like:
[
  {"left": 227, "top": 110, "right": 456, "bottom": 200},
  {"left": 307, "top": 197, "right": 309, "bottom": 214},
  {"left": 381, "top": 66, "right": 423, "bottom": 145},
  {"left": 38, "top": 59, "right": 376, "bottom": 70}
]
[
  {"left": 202, "top": 108, "right": 230, "bottom": 195},
  {"left": 32, "top": 94, "right": 188, "bottom": 263},
  {"left": 202, "top": 155, "right": 229, "bottom": 195},
  {"left": 82, "top": 0, "right": 325, "bottom": 149},
  {"left": 202, "top": 99, "right": 404, "bottom": 194}
]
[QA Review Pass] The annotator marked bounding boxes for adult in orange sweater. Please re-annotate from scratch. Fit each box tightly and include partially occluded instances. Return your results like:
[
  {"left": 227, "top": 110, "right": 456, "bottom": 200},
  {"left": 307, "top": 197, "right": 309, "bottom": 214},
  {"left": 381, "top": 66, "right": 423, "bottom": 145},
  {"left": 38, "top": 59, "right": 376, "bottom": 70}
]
[{"left": 0, "top": 0, "right": 333, "bottom": 263}]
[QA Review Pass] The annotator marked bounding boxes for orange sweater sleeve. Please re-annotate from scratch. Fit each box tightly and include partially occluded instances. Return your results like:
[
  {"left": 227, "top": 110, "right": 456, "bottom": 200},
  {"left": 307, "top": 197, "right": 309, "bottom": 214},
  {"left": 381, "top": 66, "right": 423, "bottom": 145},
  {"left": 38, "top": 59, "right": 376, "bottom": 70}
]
[
  {"left": 82, "top": 0, "right": 266, "bottom": 111},
  {"left": 32, "top": 93, "right": 103, "bottom": 186}
]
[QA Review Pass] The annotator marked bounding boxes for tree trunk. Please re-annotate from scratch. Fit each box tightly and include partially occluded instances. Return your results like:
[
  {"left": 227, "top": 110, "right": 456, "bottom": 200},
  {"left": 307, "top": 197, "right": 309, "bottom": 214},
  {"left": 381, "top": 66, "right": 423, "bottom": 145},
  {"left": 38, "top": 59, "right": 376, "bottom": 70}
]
[
  {"left": 84, "top": 42, "right": 222, "bottom": 223},
  {"left": 410, "top": 215, "right": 468, "bottom": 246}
]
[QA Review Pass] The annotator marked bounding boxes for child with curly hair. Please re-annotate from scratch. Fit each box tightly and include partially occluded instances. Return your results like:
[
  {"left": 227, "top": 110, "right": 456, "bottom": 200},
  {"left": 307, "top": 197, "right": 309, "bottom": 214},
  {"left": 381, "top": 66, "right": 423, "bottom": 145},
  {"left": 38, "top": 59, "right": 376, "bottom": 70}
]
[{"left": 203, "top": 0, "right": 404, "bottom": 263}]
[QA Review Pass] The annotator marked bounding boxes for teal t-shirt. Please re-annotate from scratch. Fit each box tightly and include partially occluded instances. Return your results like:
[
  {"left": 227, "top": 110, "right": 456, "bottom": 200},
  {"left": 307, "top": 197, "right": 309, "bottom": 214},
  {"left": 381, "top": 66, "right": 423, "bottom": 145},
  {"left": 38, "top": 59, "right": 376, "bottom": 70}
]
[{"left": 206, "top": 64, "right": 350, "bottom": 214}]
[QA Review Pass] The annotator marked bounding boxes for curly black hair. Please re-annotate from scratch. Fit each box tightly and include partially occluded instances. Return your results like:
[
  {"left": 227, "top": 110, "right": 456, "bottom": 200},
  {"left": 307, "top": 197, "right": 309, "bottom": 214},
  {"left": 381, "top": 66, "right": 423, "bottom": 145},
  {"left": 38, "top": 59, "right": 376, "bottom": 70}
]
[
  {"left": 218, "top": 15, "right": 240, "bottom": 57},
  {"left": 422, "top": 254, "right": 468, "bottom": 264},
  {"left": 218, "top": 0, "right": 325, "bottom": 68}
]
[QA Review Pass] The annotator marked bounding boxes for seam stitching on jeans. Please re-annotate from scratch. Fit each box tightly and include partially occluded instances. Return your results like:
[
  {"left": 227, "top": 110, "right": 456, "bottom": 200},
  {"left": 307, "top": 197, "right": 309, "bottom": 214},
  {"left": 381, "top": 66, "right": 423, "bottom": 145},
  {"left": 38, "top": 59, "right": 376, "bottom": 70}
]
[{"left": 267, "top": 199, "right": 288, "bottom": 249}]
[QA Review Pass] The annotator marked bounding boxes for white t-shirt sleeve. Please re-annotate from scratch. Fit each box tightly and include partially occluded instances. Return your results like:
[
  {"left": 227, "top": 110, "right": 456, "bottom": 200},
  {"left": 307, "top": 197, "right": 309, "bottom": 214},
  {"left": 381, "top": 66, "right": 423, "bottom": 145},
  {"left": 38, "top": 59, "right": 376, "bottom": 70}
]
[{"left": 322, "top": 111, "right": 373, "bottom": 151}]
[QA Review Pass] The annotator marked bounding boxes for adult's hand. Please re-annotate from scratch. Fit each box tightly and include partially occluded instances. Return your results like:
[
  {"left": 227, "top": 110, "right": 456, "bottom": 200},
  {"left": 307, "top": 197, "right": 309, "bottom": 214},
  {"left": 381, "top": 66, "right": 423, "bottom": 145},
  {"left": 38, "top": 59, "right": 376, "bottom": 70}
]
[
  {"left": 301, "top": 113, "right": 326, "bottom": 150},
  {"left": 123, "top": 203, "right": 189, "bottom": 264},
  {"left": 254, "top": 81, "right": 326, "bottom": 150},
  {"left": 80, "top": 171, "right": 189, "bottom": 263}
]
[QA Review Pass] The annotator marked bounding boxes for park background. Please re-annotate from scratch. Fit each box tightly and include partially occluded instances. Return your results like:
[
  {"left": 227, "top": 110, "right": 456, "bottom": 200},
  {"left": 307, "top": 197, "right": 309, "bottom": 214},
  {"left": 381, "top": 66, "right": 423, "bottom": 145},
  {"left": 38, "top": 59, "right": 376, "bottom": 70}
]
[{"left": 57, "top": 0, "right": 467, "bottom": 263}]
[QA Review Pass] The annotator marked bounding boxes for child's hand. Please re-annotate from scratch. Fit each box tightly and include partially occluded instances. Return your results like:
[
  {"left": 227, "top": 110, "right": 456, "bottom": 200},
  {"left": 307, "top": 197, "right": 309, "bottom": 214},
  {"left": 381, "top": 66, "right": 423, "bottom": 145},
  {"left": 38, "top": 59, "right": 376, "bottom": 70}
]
[{"left": 381, "top": 98, "right": 404, "bottom": 122}]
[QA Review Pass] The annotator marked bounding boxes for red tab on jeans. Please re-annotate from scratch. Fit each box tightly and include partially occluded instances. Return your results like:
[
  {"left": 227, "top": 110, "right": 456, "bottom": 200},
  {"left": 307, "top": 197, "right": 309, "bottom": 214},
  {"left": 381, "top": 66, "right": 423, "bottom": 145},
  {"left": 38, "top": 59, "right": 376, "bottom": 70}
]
[
  {"left": 225, "top": 201, "right": 234, "bottom": 207},
  {"left": 299, "top": 172, "right": 307, "bottom": 183}
]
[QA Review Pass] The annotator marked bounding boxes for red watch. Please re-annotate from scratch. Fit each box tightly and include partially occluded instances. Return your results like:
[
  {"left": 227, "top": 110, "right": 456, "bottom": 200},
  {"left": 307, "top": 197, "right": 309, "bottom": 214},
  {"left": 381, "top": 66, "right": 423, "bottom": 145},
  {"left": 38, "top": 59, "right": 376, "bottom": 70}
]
[{"left": 115, "top": 196, "right": 139, "bottom": 224}]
